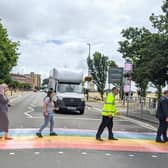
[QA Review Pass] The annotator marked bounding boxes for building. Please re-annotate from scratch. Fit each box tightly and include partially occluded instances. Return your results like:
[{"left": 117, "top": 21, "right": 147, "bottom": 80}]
[
  {"left": 24, "top": 74, "right": 33, "bottom": 87},
  {"left": 30, "top": 72, "right": 41, "bottom": 89},
  {"left": 11, "top": 72, "right": 41, "bottom": 89},
  {"left": 11, "top": 74, "right": 26, "bottom": 83}
]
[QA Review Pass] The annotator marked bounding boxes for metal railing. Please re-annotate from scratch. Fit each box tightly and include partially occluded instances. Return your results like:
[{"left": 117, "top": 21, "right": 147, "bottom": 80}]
[{"left": 125, "top": 97, "right": 158, "bottom": 123}]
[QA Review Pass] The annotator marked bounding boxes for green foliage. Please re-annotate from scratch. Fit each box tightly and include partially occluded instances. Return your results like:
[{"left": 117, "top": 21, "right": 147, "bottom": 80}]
[
  {"left": 118, "top": 27, "right": 151, "bottom": 96},
  {"left": 0, "top": 20, "right": 19, "bottom": 82},
  {"left": 150, "top": 0, "right": 168, "bottom": 34},
  {"left": 108, "top": 60, "right": 118, "bottom": 69},
  {"left": 87, "top": 52, "right": 109, "bottom": 100},
  {"left": 118, "top": 0, "right": 168, "bottom": 98},
  {"left": 8, "top": 80, "right": 20, "bottom": 89},
  {"left": 8, "top": 80, "right": 31, "bottom": 90},
  {"left": 42, "top": 78, "right": 49, "bottom": 85}
]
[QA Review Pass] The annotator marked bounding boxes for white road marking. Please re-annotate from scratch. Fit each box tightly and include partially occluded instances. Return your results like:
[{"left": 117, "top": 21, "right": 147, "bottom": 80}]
[
  {"left": 105, "top": 153, "right": 111, "bottom": 156},
  {"left": 128, "top": 154, "right": 135, "bottom": 157},
  {"left": 24, "top": 106, "right": 34, "bottom": 118},
  {"left": 58, "top": 151, "right": 64, "bottom": 155},
  {"left": 34, "top": 152, "right": 40, "bottom": 155},
  {"left": 81, "top": 152, "right": 87, "bottom": 155},
  {"left": 152, "top": 155, "right": 158, "bottom": 158},
  {"left": 30, "top": 103, "right": 37, "bottom": 107},
  {"left": 9, "top": 152, "right": 15, "bottom": 156},
  {"left": 92, "top": 107, "right": 101, "bottom": 112},
  {"left": 26, "top": 115, "right": 101, "bottom": 121},
  {"left": 119, "top": 115, "right": 157, "bottom": 131}
]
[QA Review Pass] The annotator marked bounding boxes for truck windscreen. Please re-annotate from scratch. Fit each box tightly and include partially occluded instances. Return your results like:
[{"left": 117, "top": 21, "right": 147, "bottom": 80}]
[{"left": 57, "top": 83, "right": 82, "bottom": 93}]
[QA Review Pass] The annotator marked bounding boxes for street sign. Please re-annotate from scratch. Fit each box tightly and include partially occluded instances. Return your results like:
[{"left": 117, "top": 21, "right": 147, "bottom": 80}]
[
  {"left": 124, "top": 63, "right": 133, "bottom": 73},
  {"left": 108, "top": 67, "right": 123, "bottom": 84},
  {"left": 124, "top": 84, "right": 131, "bottom": 93}
]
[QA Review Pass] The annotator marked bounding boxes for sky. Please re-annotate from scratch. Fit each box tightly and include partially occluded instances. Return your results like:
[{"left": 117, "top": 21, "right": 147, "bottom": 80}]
[{"left": 0, "top": 0, "right": 163, "bottom": 79}]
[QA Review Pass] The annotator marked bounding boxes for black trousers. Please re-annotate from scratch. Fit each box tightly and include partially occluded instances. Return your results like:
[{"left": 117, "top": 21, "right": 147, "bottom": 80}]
[
  {"left": 156, "top": 119, "right": 168, "bottom": 140},
  {"left": 96, "top": 116, "right": 114, "bottom": 139}
]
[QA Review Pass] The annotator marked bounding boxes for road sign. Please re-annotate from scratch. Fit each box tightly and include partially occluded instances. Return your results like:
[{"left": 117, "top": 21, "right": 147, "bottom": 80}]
[
  {"left": 124, "top": 84, "right": 131, "bottom": 93},
  {"left": 108, "top": 67, "right": 123, "bottom": 84}
]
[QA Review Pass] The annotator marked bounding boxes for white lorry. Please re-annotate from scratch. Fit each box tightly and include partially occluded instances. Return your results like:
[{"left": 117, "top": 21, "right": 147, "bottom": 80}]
[{"left": 48, "top": 68, "right": 85, "bottom": 114}]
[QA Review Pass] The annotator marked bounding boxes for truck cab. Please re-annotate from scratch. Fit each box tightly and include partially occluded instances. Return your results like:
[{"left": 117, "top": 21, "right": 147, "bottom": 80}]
[{"left": 49, "top": 68, "right": 85, "bottom": 114}]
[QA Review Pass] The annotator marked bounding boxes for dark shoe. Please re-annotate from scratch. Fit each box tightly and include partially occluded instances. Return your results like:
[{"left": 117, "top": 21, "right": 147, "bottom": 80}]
[
  {"left": 155, "top": 139, "right": 166, "bottom": 143},
  {"left": 163, "top": 137, "right": 168, "bottom": 142},
  {"left": 109, "top": 137, "right": 118, "bottom": 140},
  {"left": 50, "top": 132, "right": 58, "bottom": 136},
  {"left": 36, "top": 132, "right": 43, "bottom": 138},
  {"left": 96, "top": 137, "right": 104, "bottom": 141}
]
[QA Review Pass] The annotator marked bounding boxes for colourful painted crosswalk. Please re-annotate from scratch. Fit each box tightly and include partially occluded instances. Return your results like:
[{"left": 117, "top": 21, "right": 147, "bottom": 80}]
[{"left": 0, "top": 128, "right": 168, "bottom": 153}]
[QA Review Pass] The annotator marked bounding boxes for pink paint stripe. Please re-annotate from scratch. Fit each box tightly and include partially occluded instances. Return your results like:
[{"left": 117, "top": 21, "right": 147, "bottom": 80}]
[{"left": 0, "top": 138, "right": 168, "bottom": 153}]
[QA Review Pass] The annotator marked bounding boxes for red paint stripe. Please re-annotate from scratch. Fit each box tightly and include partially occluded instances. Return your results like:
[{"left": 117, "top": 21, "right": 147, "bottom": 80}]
[{"left": 0, "top": 138, "right": 168, "bottom": 153}]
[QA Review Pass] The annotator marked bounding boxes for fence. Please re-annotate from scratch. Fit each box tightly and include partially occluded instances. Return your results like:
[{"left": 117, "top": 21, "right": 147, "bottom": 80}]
[{"left": 125, "top": 97, "right": 158, "bottom": 123}]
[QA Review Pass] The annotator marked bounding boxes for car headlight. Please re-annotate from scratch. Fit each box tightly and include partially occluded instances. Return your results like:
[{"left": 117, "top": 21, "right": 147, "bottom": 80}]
[
  {"left": 57, "top": 96, "right": 63, "bottom": 101},
  {"left": 81, "top": 98, "right": 85, "bottom": 101}
]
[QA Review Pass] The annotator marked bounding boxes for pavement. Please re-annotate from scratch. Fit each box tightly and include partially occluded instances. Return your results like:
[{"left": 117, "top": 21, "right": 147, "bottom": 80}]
[{"left": 0, "top": 91, "right": 167, "bottom": 168}]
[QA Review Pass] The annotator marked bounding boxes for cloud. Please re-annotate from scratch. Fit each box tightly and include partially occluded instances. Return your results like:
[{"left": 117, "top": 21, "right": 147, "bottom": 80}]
[
  {"left": 46, "top": 40, "right": 64, "bottom": 45},
  {"left": 0, "top": 0, "right": 164, "bottom": 78}
]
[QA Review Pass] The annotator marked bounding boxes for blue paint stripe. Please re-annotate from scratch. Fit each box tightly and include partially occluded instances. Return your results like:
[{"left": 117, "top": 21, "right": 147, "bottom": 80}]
[{"left": 0, "top": 129, "right": 156, "bottom": 140}]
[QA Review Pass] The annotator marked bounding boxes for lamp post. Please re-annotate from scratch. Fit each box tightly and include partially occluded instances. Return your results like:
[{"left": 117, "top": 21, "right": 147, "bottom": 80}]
[
  {"left": 85, "top": 43, "right": 91, "bottom": 100},
  {"left": 87, "top": 43, "right": 91, "bottom": 75},
  {"left": 87, "top": 43, "right": 91, "bottom": 58}
]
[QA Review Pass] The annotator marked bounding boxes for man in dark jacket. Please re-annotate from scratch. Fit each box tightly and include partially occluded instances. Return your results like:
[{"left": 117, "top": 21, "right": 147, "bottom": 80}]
[{"left": 156, "top": 90, "right": 168, "bottom": 143}]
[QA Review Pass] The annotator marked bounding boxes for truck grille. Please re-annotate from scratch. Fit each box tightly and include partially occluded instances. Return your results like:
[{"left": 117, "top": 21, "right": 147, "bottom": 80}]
[{"left": 63, "top": 98, "right": 81, "bottom": 106}]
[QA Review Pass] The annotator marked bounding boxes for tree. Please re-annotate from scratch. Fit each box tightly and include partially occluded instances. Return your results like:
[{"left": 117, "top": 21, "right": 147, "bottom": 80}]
[
  {"left": 118, "top": 27, "right": 151, "bottom": 97},
  {"left": 118, "top": 5, "right": 168, "bottom": 98},
  {"left": 150, "top": 0, "right": 168, "bottom": 35},
  {"left": 42, "top": 78, "right": 49, "bottom": 85},
  {"left": 22, "top": 83, "right": 31, "bottom": 90},
  {"left": 0, "top": 20, "right": 19, "bottom": 83},
  {"left": 108, "top": 60, "right": 118, "bottom": 68},
  {"left": 8, "top": 80, "right": 20, "bottom": 90},
  {"left": 87, "top": 52, "right": 109, "bottom": 100}
]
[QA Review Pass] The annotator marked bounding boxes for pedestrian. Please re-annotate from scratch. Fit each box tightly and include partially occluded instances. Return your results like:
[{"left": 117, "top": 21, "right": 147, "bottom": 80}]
[
  {"left": 0, "top": 83, "right": 12, "bottom": 140},
  {"left": 155, "top": 89, "right": 168, "bottom": 143},
  {"left": 96, "top": 87, "right": 120, "bottom": 141},
  {"left": 36, "top": 90, "right": 58, "bottom": 137}
]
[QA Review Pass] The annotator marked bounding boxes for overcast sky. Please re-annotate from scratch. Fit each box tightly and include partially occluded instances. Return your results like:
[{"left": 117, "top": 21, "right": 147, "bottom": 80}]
[{"left": 0, "top": 0, "right": 163, "bottom": 78}]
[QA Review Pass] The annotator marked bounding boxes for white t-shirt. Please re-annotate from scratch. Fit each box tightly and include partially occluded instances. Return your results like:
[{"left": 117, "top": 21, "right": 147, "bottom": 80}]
[{"left": 44, "top": 97, "right": 54, "bottom": 113}]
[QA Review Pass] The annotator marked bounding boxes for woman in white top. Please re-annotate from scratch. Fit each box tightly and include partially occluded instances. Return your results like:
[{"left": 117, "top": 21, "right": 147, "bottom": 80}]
[{"left": 36, "top": 90, "right": 57, "bottom": 137}]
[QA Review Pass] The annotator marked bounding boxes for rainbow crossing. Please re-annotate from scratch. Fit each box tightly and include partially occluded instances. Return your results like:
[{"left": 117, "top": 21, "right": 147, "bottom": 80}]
[{"left": 0, "top": 128, "right": 168, "bottom": 153}]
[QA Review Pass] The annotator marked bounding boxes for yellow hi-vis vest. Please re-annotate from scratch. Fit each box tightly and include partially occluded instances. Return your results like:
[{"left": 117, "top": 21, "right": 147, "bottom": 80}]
[{"left": 102, "top": 93, "right": 118, "bottom": 117}]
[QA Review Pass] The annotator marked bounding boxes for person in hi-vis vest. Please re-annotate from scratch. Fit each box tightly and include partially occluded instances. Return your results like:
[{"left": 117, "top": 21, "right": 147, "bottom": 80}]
[{"left": 96, "top": 87, "right": 120, "bottom": 141}]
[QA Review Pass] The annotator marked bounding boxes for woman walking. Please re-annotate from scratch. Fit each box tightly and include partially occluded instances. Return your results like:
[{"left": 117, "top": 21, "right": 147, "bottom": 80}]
[
  {"left": 36, "top": 90, "right": 57, "bottom": 137},
  {"left": 0, "top": 83, "right": 12, "bottom": 140}
]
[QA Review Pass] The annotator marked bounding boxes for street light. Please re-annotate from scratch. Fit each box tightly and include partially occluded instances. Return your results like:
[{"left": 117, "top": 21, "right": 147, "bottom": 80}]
[
  {"left": 85, "top": 43, "right": 92, "bottom": 95},
  {"left": 87, "top": 43, "right": 91, "bottom": 76},
  {"left": 87, "top": 43, "right": 91, "bottom": 58}
]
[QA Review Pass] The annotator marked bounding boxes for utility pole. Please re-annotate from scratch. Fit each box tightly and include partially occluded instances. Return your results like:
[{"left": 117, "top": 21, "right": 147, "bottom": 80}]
[
  {"left": 86, "top": 43, "right": 91, "bottom": 100},
  {"left": 87, "top": 43, "right": 91, "bottom": 56},
  {"left": 87, "top": 43, "right": 91, "bottom": 76}
]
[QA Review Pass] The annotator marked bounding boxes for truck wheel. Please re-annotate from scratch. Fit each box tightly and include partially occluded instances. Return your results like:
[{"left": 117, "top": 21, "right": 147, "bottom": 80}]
[{"left": 80, "top": 109, "right": 84, "bottom": 115}]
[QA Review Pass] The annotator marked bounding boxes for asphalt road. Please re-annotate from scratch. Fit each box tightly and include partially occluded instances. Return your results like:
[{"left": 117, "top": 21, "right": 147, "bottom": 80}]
[
  {"left": 8, "top": 92, "right": 157, "bottom": 132},
  {"left": 0, "top": 92, "right": 167, "bottom": 168}
]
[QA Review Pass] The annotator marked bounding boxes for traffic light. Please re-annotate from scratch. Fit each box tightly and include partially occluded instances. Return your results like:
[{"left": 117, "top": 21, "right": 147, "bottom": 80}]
[{"left": 123, "top": 72, "right": 132, "bottom": 78}]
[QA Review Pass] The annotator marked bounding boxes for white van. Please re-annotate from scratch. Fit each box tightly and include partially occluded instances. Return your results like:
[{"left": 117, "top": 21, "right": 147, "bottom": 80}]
[{"left": 49, "top": 68, "right": 85, "bottom": 114}]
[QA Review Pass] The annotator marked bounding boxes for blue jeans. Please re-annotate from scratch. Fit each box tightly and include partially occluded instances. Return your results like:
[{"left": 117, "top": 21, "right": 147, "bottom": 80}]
[{"left": 38, "top": 112, "right": 55, "bottom": 133}]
